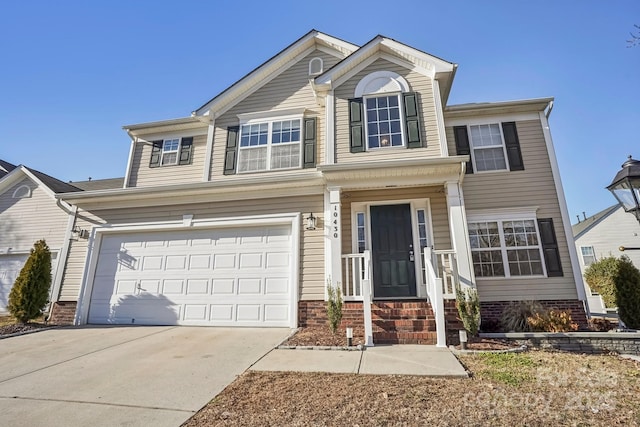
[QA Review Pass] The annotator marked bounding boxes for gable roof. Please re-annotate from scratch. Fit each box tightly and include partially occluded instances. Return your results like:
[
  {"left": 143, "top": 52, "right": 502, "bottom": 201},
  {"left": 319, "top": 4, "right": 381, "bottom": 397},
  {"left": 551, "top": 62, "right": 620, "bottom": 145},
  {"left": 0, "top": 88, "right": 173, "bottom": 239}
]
[
  {"left": 314, "top": 34, "right": 457, "bottom": 103},
  {"left": 70, "top": 177, "right": 124, "bottom": 191},
  {"left": 0, "top": 159, "right": 17, "bottom": 178},
  {"left": 193, "top": 30, "right": 358, "bottom": 117},
  {"left": 572, "top": 204, "right": 620, "bottom": 239},
  {"left": 0, "top": 164, "right": 82, "bottom": 200}
]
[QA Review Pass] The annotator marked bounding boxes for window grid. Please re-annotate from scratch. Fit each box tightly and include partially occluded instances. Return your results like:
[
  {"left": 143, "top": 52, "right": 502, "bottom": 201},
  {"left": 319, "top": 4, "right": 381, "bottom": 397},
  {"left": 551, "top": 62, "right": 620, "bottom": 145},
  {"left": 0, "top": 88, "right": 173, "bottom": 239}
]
[
  {"left": 161, "top": 138, "right": 180, "bottom": 166},
  {"left": 469, "top": 124, "right": 508, "bottom": 172},
  {"left": 356, "top": 212, "right": 366, "bottom": 253},
  {"left": 581, "top": 246, "right": 596, "bottom": 266},
  {"left": 365, "top": 95, "right": 403, "bottom": 149},
  {"left": 469, "top": 219, "right": 544, "bottom": 278},
  {"left": 238, "top": 119, "right": 301, "bottom": 172}
]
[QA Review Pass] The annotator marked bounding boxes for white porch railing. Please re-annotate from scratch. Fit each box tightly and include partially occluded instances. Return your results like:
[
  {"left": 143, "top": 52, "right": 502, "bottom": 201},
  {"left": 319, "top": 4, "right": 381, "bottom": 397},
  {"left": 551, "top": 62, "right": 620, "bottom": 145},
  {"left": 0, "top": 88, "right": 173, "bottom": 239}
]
[
  {"left": 432, "top": 249, "right": 459, "bottom": 299},
  {"left": 424, "top": 247, "right": 447, "bottom": 347},
  {"left": 341, "top": 251, "right": 373, "bottom": 346}
]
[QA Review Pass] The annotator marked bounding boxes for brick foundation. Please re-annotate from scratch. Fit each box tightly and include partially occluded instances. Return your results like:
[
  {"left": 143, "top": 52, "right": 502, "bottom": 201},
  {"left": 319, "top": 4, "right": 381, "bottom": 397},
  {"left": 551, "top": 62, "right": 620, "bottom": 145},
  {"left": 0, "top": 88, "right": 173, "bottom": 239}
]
[
  {"left": 48, "top": 301, "right": 77, "bottom": 325},
  {"left": 480, "top": 299, "right": 589, "bottom": 331}
]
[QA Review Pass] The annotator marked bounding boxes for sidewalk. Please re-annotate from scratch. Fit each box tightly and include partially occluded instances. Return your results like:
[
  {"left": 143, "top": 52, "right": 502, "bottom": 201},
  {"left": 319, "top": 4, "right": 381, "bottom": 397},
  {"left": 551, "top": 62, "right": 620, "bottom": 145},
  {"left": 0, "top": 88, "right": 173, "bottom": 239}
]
[{"left": 250, "top": 345, "right": 468, "bottom": 377}]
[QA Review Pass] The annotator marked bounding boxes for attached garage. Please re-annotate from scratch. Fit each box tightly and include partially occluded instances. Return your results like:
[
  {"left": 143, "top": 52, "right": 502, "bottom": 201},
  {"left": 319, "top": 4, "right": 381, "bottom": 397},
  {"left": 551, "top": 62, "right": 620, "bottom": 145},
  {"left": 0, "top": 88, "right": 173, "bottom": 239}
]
[
  {"left": 87, "top": 224, "right": 295, "bottom": 327},
  {"left": 0, "top": 254, "right": 29, "bottom": 313}
]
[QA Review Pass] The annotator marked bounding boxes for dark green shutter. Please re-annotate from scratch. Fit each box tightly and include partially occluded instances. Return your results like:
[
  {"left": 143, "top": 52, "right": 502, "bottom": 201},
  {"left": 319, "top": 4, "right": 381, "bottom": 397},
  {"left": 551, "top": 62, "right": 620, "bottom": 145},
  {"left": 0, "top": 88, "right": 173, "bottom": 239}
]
[
  {"left": 538, "top": 218, "right": 563, "bottom": 277},
  {"left": 502, "top": 122, "right": 524, "bottom": 171},
  {"left": 403, "top": 92, "right": 422, "bottom": 148},
  {"left": 149, "top": 140, "right": 163, "bottom": 168},
  {"left": 224, "top": 126, "right": 239, "bottom": 175},
  {"left": 178, "top": 137, "right": 193, "bottom": 165},
  {"left": 348, "top": 98, "right": 364, "bottom": 153},
  {"left": 303, "top": 117, "right": 316, "bottom": 168},
  {"left": 453, "top": 126, "right": 473, "bottom": 174}
]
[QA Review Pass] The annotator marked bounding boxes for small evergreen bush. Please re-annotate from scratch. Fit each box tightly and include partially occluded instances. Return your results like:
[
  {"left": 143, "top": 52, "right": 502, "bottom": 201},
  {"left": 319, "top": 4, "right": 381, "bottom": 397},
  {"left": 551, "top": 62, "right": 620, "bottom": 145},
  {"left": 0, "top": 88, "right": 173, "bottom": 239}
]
[
  {"left": 615, "top": 256, "right": 640, "bottom": 329},
  {"left": 326, "top": 282, "right": 343, "bottom": 334},
  {"left": 455, "top": 284, "right": 480, "bottom": 336},
  {"left": 584, "top": 256, "right": 618, "bottom": 308},
  {"left": 8, "top": 239, "right": 52, "bottom": 324}
]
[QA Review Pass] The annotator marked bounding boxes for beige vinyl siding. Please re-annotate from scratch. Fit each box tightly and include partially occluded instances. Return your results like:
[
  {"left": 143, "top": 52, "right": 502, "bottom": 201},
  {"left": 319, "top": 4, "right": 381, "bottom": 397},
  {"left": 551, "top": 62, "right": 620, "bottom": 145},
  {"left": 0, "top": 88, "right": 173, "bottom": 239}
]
[
  {"left": 335, "top": 58, "right": 442, "bottom": 164},
  {"left": 127, "top": 134, "right": 207, "bottom": 187},
  {"left": 340, "top": 186, "right": 452, "bottom": 254},
  {"left": 0, "top": 178, "right": 69, "bottom": 252},
  {"left": 59, "top": 195, "right": 324, "bottom": 301},
  {"left": 445, "top": 119, "right": 577, "bottom": 302},
  {"left": 575, "top": 207, "right": 640, "bottom": 274},
  {"left": 210, "top": 49, "right": 341, "bottom": 180}
]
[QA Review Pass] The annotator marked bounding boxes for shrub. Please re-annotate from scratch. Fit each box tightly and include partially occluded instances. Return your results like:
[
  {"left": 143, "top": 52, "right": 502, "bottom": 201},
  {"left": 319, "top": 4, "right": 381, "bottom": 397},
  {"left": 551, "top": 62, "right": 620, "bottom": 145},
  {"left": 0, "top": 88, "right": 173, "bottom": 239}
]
[
  {"left": 8, "top": 239, "right": 52, "bottom": 324},
  {"left": 615, "top": 256, "right": 640, "bottom": 329},
  {"left": 584, "top": 256, "right": 618, "bottom": 308},
  {"left": 589, "top": 318, "right": 616, "bottom": 332},
  {"left": 455, "top": 284, "right": 481, "bottom": 336},
  {"left": 500, "top": 301, "right": 544, "bottom": 332},
  {"left": 326, "top": 282, "right": 343, "bottom": 334},
  {"left": 527, "top": 309, "right": 578, "bottom": 332}
]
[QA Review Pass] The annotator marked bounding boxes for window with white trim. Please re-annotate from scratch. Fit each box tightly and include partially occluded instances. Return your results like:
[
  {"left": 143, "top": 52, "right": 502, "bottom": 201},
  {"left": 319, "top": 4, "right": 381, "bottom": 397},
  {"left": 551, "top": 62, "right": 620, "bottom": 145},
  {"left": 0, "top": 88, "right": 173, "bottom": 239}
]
[
  {"left": 308, "top": 57, "right": 323, "bottom": 75},
  {"left": 469, "top": 219, "right": 544, "bottom": 278},
  {"left": 365, "top": 94, "right": 403, "bottom": 149},
  {"left": 580, "top": 246, "right": 596, "bottom": 266},
  {"left": 469, "top": 124, "right": 508, "bottom": 172},
  {"left": 12, "top": 184, "right": 32, "bottom": 199},
  {"left": 161, "top": 138, "right": 180, "bottom": 166},
  {"left": 356, "top": 212, "right": 366, "bottom": 253},
  {"left": 238, "top": 118, "right": 301, "bottom": 172}
]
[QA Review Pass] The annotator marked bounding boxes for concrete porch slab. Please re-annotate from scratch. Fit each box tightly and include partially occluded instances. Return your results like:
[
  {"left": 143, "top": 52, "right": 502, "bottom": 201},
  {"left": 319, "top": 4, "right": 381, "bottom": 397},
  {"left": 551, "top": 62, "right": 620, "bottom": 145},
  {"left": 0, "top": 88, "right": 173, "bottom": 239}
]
[{"left": 359, "top": 345, "right": 468, "bottom": 377}]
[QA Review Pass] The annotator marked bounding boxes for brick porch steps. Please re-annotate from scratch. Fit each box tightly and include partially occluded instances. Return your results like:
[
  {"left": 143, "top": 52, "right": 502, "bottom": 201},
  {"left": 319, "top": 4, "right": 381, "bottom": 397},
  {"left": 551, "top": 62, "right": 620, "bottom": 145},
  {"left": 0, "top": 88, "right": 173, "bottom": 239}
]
[{"left": 371, "top": 301, "right": 437, "bottom": 345}]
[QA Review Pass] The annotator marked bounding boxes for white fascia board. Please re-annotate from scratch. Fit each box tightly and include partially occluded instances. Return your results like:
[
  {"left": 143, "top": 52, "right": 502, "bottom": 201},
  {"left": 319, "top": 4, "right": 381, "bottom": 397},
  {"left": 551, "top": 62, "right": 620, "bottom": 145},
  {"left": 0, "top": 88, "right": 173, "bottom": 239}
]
[
  {"left": 445, "top": 112, "right": 541, "bottom": 127},
  {"left": 0, "top": 167, "right": 30, "bottom": 195},
  {"left": 136, "top": 127, "right": 208, "bottom": 144},
  {"left": 315, "top": 36, "right": 384, "bottom": 86},
  {"left": 379, "top": 39, "right": 454, "bottom": 74},
  {"left": 123, "top": 116, "right": 204, "bottom": 133},
  {"left": 445, "top": 98, "right": 554, "bottom": 116},
  {"left": 318, "top": 155, "right": 468, "bottom": 173},
  {"left": 194, "top": 32, "right": 321, "bottom": 116},
  {"left": 539, "top": 111, "right": 587, "bottom": 303},
  {"left": 237, "top": 107, "right": 307, "bottom": 123},
  {"left": 123, "top": 136, "right": 136, "bottom": 188},
  {"left": 315, "top": 32, "right": 359, "bottom": 54}
]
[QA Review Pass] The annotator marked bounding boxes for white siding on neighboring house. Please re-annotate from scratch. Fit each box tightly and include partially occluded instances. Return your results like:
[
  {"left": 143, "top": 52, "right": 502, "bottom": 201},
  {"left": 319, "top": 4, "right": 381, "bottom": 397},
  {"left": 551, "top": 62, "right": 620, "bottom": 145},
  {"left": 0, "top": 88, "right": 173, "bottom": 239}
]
[
  {"left": 59, "top": 194, "right": 324, "bottom": 302},
  {"left": 210, "top": 49, "right": 342, "bottom": 179},
  {"left": 0, "top": 178, "right": 69, "bottom": 252},
  {"left": 127, "top": 134, "right": 208, "bottom": 187},
  {"left": 445, "top": 119, "right": 577, "bottom": 302},
  {"left": 334, "top": 58, "right": 443, "bottom": 164},
  {"left": 575, "top": 207, "right": 640, "bottom": 273}
]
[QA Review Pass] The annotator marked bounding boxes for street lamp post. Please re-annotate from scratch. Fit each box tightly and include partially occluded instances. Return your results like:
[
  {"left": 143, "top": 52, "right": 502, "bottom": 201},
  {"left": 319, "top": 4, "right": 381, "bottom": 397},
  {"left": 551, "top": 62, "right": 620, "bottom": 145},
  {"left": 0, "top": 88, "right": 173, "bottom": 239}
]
[{"left": 607, "top": 156, "right": 640, "bottom": 225}]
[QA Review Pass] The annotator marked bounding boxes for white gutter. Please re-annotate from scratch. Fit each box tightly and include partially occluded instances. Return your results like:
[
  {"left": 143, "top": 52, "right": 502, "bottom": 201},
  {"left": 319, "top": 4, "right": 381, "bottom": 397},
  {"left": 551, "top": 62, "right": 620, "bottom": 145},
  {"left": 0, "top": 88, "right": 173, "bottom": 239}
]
[
  {"left": 202, "top": 114, "right": 216, "bottom": 181},
  {"left": 538, "top": 109, "right": 589, "bottom": 311},
  {"left": 47, "top": 204, "right": 77, "bottom": 318},
  {"left": 123, "top": 134, "right": 136, "bottom": 188}
]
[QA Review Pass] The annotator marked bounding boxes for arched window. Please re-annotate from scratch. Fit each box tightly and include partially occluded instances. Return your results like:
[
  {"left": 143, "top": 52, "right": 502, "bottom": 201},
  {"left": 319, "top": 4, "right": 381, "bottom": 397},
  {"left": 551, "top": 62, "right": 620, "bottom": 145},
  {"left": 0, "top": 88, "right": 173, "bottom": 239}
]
[
  {"left": 308, "top": 57, "right": 323, "bottom": 76},
  {"left": 352, "top": 71, "right": 417, "bottom": 149},
  {"left": 12, "top": 184, "right": 32, "bottom": 199}
]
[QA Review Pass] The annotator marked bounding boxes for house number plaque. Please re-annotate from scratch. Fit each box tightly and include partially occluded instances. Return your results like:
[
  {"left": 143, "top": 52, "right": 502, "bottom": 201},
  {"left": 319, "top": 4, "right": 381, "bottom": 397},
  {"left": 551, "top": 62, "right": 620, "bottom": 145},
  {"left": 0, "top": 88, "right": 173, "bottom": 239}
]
[{"left": 330, "top": 203, "right": 340, "bottom": 240}]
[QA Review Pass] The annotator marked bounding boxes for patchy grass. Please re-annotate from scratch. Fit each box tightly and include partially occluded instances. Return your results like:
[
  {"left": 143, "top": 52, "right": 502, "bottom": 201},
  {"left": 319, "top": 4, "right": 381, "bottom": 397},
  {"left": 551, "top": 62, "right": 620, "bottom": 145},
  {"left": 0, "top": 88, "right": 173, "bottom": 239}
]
[{"left": 183, "top": 351, "right": 640, "bottom": 426}]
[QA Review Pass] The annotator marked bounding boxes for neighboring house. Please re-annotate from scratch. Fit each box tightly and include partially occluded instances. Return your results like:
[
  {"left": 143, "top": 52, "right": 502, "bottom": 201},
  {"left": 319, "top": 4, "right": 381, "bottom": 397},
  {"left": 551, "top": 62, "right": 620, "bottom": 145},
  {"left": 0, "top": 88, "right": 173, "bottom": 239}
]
[
  {"left": 572, "top": 204, "right": 640, "bottom": 315},
  {"left": 53, "top": 30, "right": 587, "bottom": 345},
  {"left": 0, "top": 166, "right": 123, "bottom": 316}
]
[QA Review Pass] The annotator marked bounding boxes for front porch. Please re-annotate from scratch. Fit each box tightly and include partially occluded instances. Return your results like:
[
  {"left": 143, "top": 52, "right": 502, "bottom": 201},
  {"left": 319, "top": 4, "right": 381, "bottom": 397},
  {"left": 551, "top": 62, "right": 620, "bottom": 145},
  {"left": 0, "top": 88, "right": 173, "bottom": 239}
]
[{"left": 340, "top": 249, "right": 462, "bottom": 346}]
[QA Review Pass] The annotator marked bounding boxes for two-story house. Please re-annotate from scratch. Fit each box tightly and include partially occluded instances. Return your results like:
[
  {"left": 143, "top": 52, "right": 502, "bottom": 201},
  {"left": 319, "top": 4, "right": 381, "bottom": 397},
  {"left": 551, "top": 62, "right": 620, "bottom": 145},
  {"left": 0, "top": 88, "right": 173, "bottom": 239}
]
[{"left": 52, "top": 31, "right": 587, "bottom": 345}]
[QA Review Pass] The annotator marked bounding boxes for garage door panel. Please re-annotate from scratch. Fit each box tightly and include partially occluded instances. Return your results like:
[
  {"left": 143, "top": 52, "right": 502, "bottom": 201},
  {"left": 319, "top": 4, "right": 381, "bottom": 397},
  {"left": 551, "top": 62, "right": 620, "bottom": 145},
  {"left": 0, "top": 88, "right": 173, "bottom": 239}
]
[{"left": 88, "top": 225, "right": 293, "bottom": 326}]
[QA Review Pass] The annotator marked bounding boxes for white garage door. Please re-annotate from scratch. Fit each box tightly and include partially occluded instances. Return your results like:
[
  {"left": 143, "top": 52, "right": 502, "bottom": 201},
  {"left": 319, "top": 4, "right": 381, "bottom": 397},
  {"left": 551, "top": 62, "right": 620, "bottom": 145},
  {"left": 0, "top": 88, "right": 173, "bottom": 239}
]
[
  {"left": 0, "top": 254, "right": 29, "bottom": 313},
  {"left": 88, "top": 225, "right": 293, "bottom": 327}
]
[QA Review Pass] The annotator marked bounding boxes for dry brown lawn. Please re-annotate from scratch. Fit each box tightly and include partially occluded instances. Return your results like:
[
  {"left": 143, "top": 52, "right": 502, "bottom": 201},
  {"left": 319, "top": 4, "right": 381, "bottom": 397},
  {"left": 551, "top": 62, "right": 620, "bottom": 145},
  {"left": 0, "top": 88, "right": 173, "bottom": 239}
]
[{"left": 183, "top": 351, "right": 640, "bottom": 427}]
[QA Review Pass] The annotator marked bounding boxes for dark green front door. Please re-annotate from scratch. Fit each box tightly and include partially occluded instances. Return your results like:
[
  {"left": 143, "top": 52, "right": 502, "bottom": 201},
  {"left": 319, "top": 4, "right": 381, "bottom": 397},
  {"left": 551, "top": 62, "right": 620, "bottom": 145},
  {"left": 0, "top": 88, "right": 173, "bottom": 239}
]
[{"left": 370, "top": 204, "right": 417, "bottom": 298}]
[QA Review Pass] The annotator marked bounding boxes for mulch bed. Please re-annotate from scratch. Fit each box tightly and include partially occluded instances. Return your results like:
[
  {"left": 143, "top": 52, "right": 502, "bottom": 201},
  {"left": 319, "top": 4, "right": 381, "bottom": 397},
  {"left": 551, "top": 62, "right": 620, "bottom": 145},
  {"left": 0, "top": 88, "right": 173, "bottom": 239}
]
[
  {"left": 0, "top": 323, "right": 51, "bottom": 337},
  {"left": 282, "top": 326, "right": 366, "bottom": 347},
  {"left": 454, "top": 337, "right": 523, "bottom": 351}
]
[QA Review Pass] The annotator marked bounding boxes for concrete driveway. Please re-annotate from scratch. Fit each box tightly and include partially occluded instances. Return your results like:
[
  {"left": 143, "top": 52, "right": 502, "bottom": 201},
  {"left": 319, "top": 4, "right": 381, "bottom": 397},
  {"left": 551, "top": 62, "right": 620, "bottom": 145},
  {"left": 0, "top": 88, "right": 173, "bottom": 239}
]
[{"left": 0, "top": 326, "right": 290, "bottom": 427}]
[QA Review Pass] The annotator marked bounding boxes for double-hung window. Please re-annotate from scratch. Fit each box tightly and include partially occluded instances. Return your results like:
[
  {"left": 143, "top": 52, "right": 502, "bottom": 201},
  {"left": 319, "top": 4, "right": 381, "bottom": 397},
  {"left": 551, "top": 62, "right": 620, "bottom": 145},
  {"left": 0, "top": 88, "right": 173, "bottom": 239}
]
[
  {"left": 365, "top": 94, "right": 403, "bottom": 149},
  {"left": 580, "top": 246, "right": 596, "bottom": 266},
  {"left": 161, "top": 138, "right": 180, "bottom": 166},
  {"left": 238, "top": 118, "right": 301, "bottom": 173},
  {"left": 468, "top": 124, "right": 508, "bottom": 172},
  {"left": 469, "top": 219, "right": 545, "bottom": 278}
]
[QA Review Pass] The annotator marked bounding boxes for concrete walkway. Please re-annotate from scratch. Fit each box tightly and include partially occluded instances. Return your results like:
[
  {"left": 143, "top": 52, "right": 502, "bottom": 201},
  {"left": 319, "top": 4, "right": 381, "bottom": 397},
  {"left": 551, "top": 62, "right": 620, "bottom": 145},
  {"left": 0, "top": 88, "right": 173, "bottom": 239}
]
[{"left": 251, "top": 345, "right": 468, "bottom": 377}]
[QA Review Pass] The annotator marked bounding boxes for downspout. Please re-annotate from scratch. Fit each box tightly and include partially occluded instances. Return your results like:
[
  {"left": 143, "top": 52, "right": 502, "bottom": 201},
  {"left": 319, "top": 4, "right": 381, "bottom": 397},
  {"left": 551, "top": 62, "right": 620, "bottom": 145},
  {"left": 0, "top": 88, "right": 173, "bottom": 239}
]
[
  {"left": 123, "top": 133, "right": 137, "bottom": 188},
  {"left": 47, "top": 201, "right": 78, "bottom": 319}
]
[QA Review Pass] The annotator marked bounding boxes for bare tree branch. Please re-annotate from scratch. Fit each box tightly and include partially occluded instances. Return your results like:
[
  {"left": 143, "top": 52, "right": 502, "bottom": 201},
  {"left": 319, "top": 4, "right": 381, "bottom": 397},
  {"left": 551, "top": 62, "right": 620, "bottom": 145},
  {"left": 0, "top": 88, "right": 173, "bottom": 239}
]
[{"left": 627, "top": 24, "right": 640, "bottom": 47}]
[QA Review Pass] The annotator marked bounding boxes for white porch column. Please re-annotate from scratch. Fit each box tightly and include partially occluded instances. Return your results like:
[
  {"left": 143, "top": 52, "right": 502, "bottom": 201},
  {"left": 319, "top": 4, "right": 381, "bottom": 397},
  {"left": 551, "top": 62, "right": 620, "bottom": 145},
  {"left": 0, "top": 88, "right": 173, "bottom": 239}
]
[
  {"left": 325, "top": 187, "right": 342, "bottom": 292},
  {"left": 445, "top": 181, "right": 476, "bottom": 289}
]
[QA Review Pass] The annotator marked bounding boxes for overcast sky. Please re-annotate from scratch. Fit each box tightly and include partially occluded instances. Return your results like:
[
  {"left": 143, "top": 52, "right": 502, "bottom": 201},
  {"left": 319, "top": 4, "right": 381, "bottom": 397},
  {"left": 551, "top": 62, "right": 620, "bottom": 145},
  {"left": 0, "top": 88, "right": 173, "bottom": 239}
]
[{"left": 1, "top": 0, "right": 639, "bottom": 223}]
